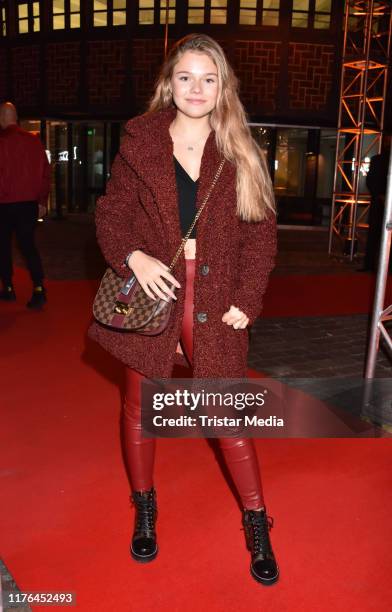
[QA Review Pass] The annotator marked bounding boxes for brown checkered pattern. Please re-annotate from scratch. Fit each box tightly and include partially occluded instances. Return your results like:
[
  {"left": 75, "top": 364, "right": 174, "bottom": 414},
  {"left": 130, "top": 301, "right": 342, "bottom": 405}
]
[{"left": 93, "top": 268, "right": 173, "bottom": 335}]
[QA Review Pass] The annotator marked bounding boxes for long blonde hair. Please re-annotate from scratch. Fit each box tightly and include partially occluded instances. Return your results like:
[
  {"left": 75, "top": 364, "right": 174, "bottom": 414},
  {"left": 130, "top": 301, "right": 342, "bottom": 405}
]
[{"left": 148, "top": 33, "right": 275, "bottom": 222}]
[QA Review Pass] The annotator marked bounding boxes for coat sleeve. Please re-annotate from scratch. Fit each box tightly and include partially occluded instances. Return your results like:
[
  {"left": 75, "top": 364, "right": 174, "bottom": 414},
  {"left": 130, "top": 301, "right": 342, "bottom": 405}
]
[
  {"left": 95, "top": 145, "right": 147, "bottom": 279},
  {"left": 232, "top": 211, "right": 277, "bottom": 326}
]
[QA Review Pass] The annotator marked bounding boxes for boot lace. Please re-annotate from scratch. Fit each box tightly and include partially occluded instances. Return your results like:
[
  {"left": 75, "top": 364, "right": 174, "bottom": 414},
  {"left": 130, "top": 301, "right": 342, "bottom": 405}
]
[
  {"left": 243, "top": 511, "right": 274, "bottom": 556},
  {"left": 132, "top": 491, "right": 156, "bottom": 536}
]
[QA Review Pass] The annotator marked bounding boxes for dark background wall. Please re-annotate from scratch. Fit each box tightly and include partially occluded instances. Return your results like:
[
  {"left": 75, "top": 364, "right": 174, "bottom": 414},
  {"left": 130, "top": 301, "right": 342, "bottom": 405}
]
[
  {"left": 0, "top": 37, "right": 338, "bottom": 123},
  {"left": 0, "top": 0, "right": 348, "bottom": 126}
]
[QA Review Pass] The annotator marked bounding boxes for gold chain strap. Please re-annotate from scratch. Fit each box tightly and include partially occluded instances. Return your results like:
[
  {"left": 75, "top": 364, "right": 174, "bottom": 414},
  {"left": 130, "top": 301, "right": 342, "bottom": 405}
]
[{"left": 168, "top": 158, "right": 226, "bottom": 272}]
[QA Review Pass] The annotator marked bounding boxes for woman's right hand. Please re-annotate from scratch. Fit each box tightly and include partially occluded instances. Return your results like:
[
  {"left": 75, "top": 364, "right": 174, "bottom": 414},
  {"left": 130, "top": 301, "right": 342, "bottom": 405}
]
[{"left": 127, "top": 250, "right": 181, "bottom": 302}]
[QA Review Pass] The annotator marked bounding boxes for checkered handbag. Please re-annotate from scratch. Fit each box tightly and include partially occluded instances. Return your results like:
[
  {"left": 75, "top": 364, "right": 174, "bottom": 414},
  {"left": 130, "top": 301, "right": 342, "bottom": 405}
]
[
  {"left": 93, "top": 267, "right": 175, "bottom": 335},
  {"left": 92, "top": 159, "right": 225, "bottom": 335}
]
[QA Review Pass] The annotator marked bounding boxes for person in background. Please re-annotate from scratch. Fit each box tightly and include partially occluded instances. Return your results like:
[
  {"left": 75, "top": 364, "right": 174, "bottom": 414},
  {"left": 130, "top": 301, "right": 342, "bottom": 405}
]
[
  {"left": 0, "top": 101, "right": 50, "bottom": 308},
  {"left": 361, "top": 134, "right": 391, "bottom": 272}
]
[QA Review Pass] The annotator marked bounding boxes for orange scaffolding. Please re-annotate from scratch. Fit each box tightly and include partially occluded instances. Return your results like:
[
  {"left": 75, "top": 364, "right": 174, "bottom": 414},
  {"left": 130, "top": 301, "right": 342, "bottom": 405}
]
[{"left": 328, "top": 0, "right": 392, "bottom": 260}]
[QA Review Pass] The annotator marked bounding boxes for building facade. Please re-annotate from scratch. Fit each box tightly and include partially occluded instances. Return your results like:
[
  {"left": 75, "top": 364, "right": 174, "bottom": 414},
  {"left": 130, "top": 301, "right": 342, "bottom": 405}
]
[{"left": 0, "top": 1, "right": 390, "bottom": 223}]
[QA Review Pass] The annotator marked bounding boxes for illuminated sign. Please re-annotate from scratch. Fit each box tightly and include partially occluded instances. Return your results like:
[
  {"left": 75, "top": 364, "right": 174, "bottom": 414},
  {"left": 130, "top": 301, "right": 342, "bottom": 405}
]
[
  {"left": 59, "top": 150, "right": 69, "bottom": 162},
  {"left": 351, "top": 156, "right": 371, "bottom": 176}
]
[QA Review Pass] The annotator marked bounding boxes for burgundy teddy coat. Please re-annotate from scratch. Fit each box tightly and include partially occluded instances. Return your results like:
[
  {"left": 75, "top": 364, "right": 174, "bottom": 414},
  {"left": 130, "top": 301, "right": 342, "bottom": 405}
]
[{"left": 88, "top": 107, "right": 277, "bottom": 379}]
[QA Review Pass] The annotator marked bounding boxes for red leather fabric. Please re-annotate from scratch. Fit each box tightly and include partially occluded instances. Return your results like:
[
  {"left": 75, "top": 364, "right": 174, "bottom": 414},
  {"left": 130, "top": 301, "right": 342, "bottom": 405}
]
[{"left": 122, "top": 259, "right": 264, "bottom": 510}]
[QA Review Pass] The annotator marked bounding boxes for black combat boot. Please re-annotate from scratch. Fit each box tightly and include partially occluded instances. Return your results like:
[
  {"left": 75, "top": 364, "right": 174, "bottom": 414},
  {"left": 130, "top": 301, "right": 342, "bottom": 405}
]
[
  {"left": 0, "top": 285, "right": 16, "bottom": 301},
  {"left": 27, "top": 285, "right": 47, "bottom": 309},
  {"left": 130, "top": 487, "right": 158, "bottom": 563},
  {"left": 242, "top": 508, "right": 279, "bottom": 585}
]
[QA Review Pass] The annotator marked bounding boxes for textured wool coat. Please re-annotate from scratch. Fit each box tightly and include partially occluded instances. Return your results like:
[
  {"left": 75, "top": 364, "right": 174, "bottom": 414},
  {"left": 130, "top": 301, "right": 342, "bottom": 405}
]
[{"left": 88, "top": 107, "right": 277, "bottom": 379}]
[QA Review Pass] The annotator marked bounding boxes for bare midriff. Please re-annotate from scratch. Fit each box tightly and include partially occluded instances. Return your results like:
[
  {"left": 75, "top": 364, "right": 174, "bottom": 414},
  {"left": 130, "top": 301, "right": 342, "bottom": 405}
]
[
  {"left": 184, "top": 237, "right": 196, "bottom": 260},
  {"left": 177, "top": 237, "right": 196, "bottom": 355}
]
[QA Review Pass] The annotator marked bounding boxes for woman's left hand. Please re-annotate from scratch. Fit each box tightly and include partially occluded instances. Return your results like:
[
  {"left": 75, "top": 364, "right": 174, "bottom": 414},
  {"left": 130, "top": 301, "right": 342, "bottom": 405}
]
[{"left": 222, "top": 306, "right": 250, "bottom": 329}]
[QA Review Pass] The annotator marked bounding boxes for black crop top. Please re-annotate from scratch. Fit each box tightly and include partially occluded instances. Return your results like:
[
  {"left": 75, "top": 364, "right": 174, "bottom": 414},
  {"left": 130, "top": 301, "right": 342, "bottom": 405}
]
[{"left": 174, "top": 156, "right": 198, "bottom": 238}]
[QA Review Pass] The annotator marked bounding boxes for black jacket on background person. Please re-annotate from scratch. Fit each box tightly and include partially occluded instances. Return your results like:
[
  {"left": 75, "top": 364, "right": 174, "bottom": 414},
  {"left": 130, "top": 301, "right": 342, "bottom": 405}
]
[{"left": 363, "top": 149, "right": 391, "bottom": 272}]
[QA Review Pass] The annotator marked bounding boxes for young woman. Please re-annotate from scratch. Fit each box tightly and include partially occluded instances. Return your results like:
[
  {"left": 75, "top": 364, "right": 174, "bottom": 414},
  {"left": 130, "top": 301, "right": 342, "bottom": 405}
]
[{"left": 89, "top": 33, "right": 278, "bottom": 586}]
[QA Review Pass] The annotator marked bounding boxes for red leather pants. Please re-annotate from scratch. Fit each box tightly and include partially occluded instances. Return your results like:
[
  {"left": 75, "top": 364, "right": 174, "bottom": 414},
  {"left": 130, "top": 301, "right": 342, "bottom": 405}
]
[{"left": 122, "top": 259, "right": 264, "bottom": 510}]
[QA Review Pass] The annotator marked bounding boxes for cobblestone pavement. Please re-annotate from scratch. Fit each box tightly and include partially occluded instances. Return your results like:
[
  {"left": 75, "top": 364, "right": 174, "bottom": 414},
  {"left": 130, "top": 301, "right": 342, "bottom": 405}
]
[
  {"left": 248, "top": 314, "right": 392, "bottom": 430},
  {"left": 0, "top": 559, "right": 31, "bottom": 612},
  {"left": 248, "top": 313, "right": 391, "bottom": 378}
]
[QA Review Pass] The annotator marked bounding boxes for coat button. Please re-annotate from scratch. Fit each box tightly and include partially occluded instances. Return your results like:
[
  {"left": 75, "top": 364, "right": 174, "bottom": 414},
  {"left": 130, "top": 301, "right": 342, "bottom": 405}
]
[
  {"left": 197, "top": 312, "right": 208, "bottom": 323},
  {"left": 200, "top": 264, "right": 209, "bottom": 276}
]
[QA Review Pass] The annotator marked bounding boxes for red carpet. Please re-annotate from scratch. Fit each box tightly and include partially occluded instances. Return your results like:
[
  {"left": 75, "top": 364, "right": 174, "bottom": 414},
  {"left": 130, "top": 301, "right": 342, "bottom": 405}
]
[{"left": 1, "top": 268, "right": 392, "bottom": 611}]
